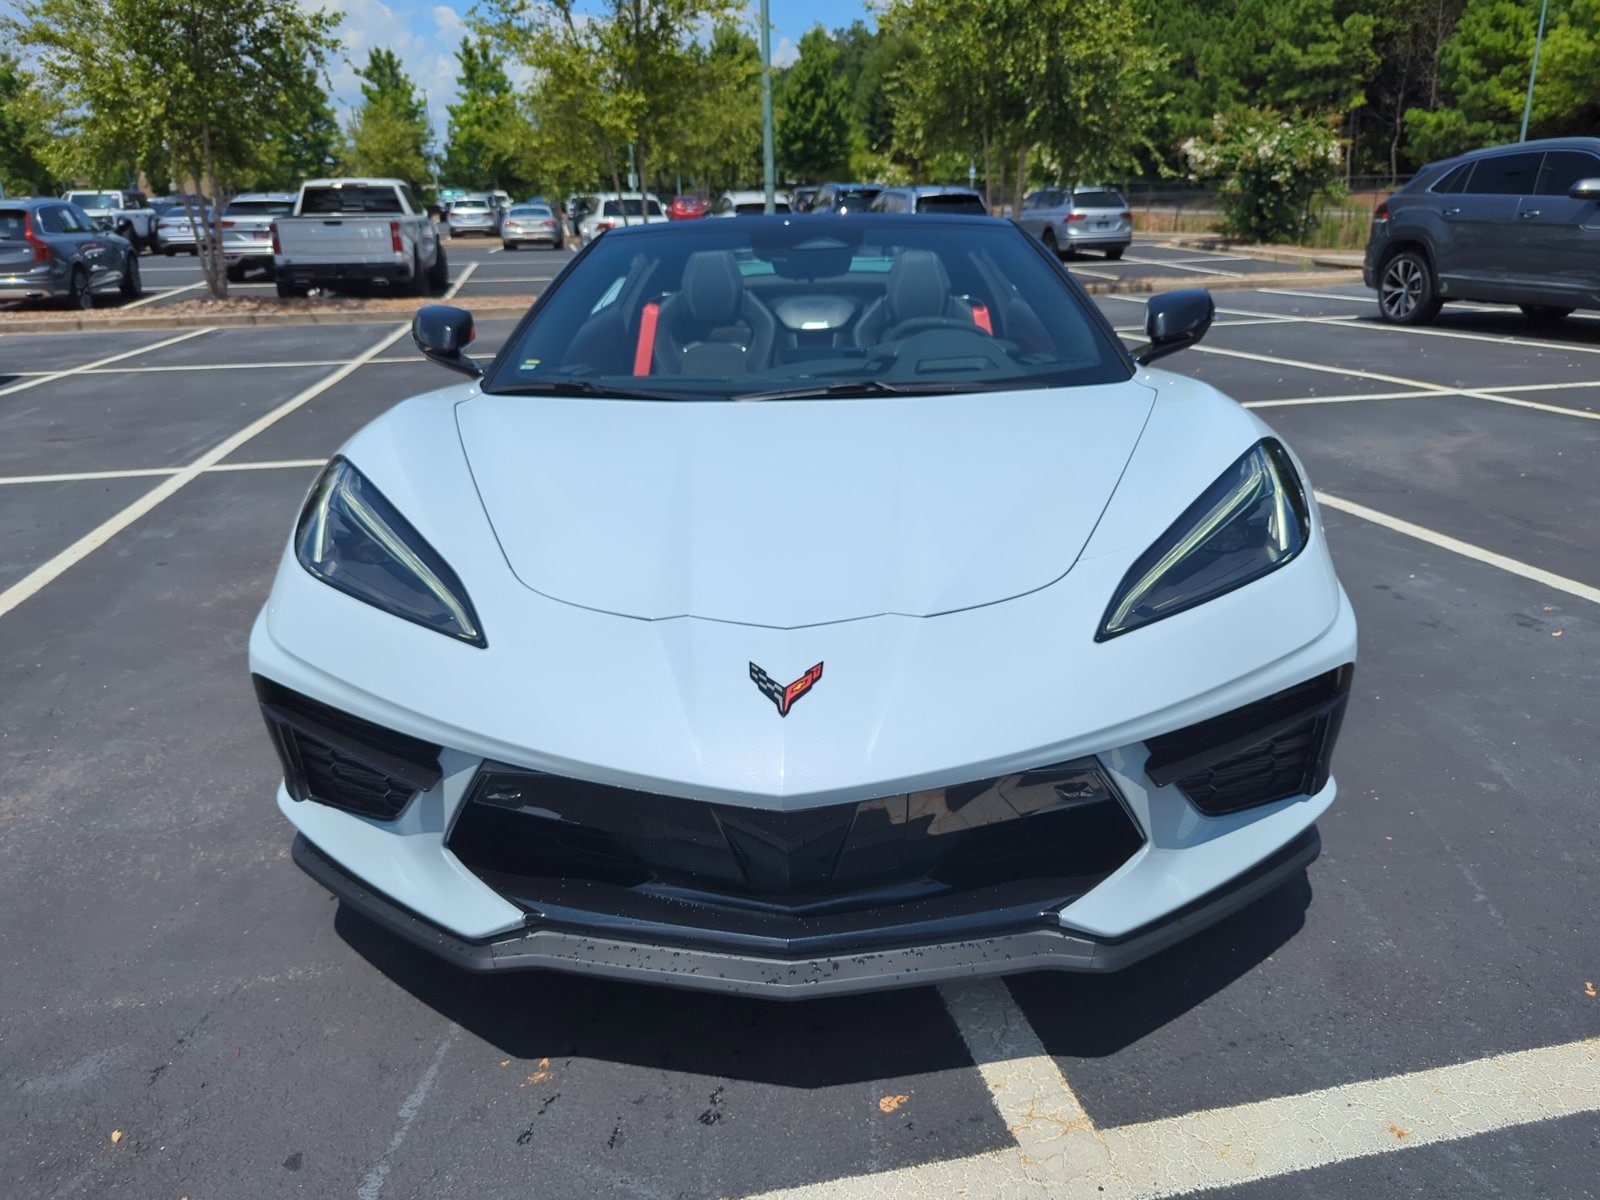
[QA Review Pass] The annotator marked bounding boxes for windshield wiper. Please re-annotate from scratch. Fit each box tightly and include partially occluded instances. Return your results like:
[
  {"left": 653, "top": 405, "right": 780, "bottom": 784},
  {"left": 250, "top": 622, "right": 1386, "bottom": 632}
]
[
  {"left": 732, "top": 379, "right": 966, "bottom": 402},
  {"left": 490, "top": 378, "right": 692, "bottom": 401}
]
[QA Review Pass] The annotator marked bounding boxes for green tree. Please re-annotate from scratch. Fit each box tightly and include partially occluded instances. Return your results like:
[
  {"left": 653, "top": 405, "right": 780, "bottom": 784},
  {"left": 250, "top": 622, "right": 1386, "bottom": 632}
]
[
  {"left": 884, "top": 0, "right": 1164, "bottom": 212},
  {"left": 1, "top": 0, "right": 340, "bottom": 297},
  {"left": 442, "top": 37, "right": 524, "bottom": 189},
  {"left": 776, "top": 27, "right": 853, "bottom": 181},
  {"left": 475, "top": 0, "right": 741, "bottom": 205},
  {"left": 248, "top": 35, "right": 342, "bottom": 187},
  {"left": 1406, "top": 0, "right": 1600, "bottom": 162},
  {"left": 346, "top": 48, "right": 433, "bottom": 186},
  {"left": 669, "top": 22, "right": 762, "bottom": 191},
  {"left": 0, "top": 53, "right": 57, "bottom": 196}
]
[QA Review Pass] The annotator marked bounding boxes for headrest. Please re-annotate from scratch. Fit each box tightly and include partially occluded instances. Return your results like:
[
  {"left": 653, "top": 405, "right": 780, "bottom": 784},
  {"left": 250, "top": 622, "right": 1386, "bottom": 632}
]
[
  {"left": 887, "top": 250, "right": 952, "bottom": 323},
  {"left": 681, "top": 250, "right": 743, "bottom": 325}
]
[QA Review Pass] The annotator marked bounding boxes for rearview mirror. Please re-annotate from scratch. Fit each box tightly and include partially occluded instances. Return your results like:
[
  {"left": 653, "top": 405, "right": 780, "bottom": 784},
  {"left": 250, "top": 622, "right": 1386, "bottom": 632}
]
[
  {"left": 413, "top": 305, "right": 482, "bottom": 378},
  {"left": 1568, "top": 178, "right": 1600, "bottom": 200},
  {"left": 1133, "top": 289, "right": 1215, "bottom": 365}
]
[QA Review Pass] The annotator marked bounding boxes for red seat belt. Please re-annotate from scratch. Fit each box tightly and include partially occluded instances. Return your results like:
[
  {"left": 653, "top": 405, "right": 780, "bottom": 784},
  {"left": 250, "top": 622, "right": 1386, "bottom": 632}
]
[
  {"left": 634, "top": 301, "right": 660, "bottom": 375},
  {"left": 971, "top": 303, "right": 993, "bottom": 335}
]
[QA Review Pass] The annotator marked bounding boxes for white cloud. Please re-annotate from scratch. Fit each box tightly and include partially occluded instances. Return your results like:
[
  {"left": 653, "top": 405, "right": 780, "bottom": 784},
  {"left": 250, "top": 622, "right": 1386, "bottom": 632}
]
[
  {"left": 771, "top": 36, "right": 798, "bottom": 68},
  {"left": 433, "top": 4, "right": 462, "bottom": 32}
]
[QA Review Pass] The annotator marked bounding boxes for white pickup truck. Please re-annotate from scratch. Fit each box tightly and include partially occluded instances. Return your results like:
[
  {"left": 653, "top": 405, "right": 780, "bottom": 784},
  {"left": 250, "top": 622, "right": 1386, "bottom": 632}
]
[
  {"left": 271, "top": 178, "right": 446, "bottom": 297},
  {"left": 63, "top": 190, "right": 158, "bottom": 252}
]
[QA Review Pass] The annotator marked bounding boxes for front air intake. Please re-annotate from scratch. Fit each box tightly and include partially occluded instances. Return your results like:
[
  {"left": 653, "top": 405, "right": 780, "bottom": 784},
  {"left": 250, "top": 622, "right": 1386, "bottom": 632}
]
[
  {"left": 254, "top": 676, "right": 441, "bottom": 821},
  {"left": 1143, "top": 666, "right": 1353, "bottom": 815}
]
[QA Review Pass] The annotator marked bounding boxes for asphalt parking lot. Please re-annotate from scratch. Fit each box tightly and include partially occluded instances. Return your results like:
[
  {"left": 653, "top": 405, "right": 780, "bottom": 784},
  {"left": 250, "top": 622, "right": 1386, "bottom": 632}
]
[
  {"left": 1, "top": 236, "right": 1338, "bottom": 316},
  {"left": 2, "top": 271, "right": 1597, "bottom": 1198}
]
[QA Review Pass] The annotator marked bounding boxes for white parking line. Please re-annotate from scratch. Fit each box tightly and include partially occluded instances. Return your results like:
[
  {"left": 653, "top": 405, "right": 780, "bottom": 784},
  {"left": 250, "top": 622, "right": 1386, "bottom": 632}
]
[
  {"left": 1246, "top": 378, "right": 1600, "bottom": 409},
  {"left": 0, "top": 460, "right": 326, "bottom": 487},
  {"left": 443, "top": 261, "right": 477, "bottom": 301},
  {"left": 1117, "top": 255, "right": 1246, "bottom": 278},
  {"left": 120, "top": 281, "right": 205, "bottom": 309},
  {"left": 461, "top": 275, "right": 555, "bottom": 284},
  {"left": 0, "top": 324, "right": 409, "bottom": 621},
  {"left": 1192, "top": 344, "right": 1600, "bottom": 422},
  {"left": 1216, "top": 301, "right": 1600, "bottom": 358},
  {"left": 485, "top": 246, "right": 501, "bottom": 254},
  {"left": 0, "top": 327, "right": 213, "bottom": 397},
  {"left": 743, "top": 1035, "right": 1600, "bottom": 1199},
  {"left": 1316, "top": 492, "right": 1600, "bottom": 606}
]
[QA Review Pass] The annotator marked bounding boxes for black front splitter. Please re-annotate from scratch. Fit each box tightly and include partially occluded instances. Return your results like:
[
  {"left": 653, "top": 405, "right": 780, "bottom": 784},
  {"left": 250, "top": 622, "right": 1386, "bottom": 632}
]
[{"left": 292, "top": 828, "right": 1320, "bottom": 999}]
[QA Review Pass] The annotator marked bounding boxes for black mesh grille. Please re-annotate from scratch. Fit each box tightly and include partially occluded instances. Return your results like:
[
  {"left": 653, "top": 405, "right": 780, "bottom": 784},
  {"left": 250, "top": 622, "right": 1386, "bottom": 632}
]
[
  {"left": 1145, "top": 665, "right": 1353, "bottom": 816},
  {"left": 254, "top": 675, "right": 442, "bottom": 822},
  {"left": 293, "top": 735, "right": 418, "bottom": 819},
  {"left": 1175, "top": 717, "right": 1324, "bottom": 815}
]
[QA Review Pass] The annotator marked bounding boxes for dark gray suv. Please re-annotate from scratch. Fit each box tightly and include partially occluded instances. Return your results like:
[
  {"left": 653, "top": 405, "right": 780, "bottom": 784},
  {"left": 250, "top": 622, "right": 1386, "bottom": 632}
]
[{"left": 1364, "top": 137, "right": 1600, "bottom": 325}]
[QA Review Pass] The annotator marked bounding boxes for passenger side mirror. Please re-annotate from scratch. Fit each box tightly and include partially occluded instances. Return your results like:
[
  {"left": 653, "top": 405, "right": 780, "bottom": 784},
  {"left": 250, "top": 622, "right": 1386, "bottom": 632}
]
[
  {"left": 1568, "top": 178, "right": 1600, "bottom": 200},
  {"left": 1132, "top": 289, "right": 1215, "bottom": 365},
  {"left": 413, "top": 305, "right": 482, "bottom": 378}
]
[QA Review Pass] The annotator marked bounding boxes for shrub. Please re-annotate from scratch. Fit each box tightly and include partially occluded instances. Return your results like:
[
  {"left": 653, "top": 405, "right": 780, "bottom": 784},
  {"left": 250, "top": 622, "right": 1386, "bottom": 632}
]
[{"left": 1182, "top": 110, "right": 1347, "bottom": 243}]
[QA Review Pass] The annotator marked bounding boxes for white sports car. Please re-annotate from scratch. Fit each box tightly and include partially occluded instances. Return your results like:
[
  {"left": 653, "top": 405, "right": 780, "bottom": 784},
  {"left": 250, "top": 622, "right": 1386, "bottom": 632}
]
[{"left": 251, "top": 215, "right": 1356, "bottom": 997}]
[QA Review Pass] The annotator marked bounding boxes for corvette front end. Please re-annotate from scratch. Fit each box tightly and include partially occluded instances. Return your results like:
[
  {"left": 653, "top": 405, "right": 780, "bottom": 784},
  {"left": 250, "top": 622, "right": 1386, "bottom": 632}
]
[{"left": 250, "top": 215, "right": 1356, "bottom": 997}]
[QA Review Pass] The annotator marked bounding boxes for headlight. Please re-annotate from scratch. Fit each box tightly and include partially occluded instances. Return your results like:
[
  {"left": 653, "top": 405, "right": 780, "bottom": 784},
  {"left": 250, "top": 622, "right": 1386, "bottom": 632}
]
[
  {"left": 1097, "top": 439, "right": 1309, "bottom": 640},
  {"left": 295, "top": 457, "right": 486, "bottom": 646}
]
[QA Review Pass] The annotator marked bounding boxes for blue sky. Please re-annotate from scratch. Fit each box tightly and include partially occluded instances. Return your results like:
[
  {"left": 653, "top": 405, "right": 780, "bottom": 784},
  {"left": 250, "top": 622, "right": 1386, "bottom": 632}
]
[{"left": 321, "top": 0, "right": 878, "bottom": 143}]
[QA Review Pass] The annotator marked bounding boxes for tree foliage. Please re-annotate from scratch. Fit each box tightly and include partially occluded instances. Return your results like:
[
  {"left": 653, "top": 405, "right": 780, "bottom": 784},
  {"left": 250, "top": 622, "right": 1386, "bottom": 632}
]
[
  {"left": 346, "top": 48, "right": 433, "bottom": 186},
  {"left": 442, "top": 37, "right": 524, "bottom": 189},
  {"left": 1405, "top": 0, "right": 1600, "bottom": 163},
  {"left": 1184, "top": 109, "right": 1347, "bottom": 241},
  {"left": 1, "top": 0, "right": 340, "bottom": 297},
  {"left": 0, "top": 53, "right": 58, "bottom": 196},
  {"left": 882, "top": 0, "right": 1165, "bottom": 211},
  {"left": 776, "top": 28, "right": 853, "bottom": 181}
]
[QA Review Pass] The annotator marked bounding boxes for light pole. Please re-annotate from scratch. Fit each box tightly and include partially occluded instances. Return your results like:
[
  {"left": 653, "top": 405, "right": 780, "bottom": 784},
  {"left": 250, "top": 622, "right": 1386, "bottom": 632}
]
[
  {"left": 1519, "top": 0, "right": 1551, "bottom": 142},
  {"left": 760, "top": 0, "right": 775, "bottom": 214}
]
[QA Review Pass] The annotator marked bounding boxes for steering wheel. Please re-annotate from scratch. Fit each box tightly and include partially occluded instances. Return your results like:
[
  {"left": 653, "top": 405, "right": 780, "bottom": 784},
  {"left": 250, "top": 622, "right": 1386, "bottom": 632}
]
[{"left": 880, "top": 315, "right": 989, "bottom": 343}]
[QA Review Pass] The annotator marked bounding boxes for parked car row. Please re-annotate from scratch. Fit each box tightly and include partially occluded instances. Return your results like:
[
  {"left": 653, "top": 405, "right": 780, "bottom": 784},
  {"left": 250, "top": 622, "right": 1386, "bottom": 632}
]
[{"left": 0, "top": 196, "right": 142, "bottom": 307}]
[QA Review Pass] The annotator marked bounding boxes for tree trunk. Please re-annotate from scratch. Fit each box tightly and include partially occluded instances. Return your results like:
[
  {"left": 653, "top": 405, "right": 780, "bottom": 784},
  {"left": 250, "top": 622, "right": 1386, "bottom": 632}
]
[
  {"left": 199, "top": 120, "right": 227, "bottom": 299},
  {"left": 981, "top": 128, "right": 993, "bottom": 214},
  {"left": 1011, "top": 145, "right": 1028, "bottom": 221}
]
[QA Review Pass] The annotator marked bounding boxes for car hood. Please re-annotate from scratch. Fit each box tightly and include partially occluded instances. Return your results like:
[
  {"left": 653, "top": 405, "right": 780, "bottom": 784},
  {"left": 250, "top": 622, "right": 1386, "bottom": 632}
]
[{"left": 455, "top": 384, "right": 1154, "bottom": 628}]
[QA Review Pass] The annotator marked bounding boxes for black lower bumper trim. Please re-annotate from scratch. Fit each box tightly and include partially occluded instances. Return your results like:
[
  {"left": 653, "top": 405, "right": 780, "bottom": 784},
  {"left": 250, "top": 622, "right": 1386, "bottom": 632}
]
[{"left": 291, "top": 826, "right": 1321, "bottom": 998}]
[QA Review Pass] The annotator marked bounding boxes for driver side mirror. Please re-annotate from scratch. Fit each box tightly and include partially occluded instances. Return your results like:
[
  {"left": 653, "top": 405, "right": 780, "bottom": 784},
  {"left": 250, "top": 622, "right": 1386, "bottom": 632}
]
[
  {"left": 413, "top": 305, "right": 482, "bottom": 378},
  {"left": 1569, "top": 178, "right": 1600, "bottom": 200},
  {"left": 1133, "top": 289, "right": 1215, "bottom": 365}
]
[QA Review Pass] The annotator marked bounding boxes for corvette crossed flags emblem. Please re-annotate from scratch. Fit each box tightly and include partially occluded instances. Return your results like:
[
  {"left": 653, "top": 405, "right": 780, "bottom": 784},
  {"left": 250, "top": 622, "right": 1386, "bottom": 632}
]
[{"left": 749, "top": 661, "right": 824, "bottom": 718}]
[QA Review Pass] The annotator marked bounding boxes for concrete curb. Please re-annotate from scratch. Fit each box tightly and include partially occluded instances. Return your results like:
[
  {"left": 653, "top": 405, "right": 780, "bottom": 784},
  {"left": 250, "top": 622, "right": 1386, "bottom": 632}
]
[
  {"left": 1, "top": 270, "right": 1366, "bottom": 335},
  {"left": 1136, "top": 233, "right": 1365, "bottom": 271},
  {"left": 1076, "top": 269, "right": 1364, "bottom": 296}
]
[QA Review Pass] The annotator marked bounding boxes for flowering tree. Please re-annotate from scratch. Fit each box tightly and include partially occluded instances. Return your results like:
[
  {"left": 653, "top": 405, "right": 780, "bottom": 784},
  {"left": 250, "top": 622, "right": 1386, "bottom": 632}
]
[{"left": 1183, "top": 110, "right": 1346, "bottom": 243}]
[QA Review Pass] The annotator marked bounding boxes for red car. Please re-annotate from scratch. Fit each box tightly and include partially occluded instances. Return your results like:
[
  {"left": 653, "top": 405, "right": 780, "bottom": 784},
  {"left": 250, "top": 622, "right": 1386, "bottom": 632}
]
[{"left": 668, "top": 194, "right": 708, "bottom": 220}]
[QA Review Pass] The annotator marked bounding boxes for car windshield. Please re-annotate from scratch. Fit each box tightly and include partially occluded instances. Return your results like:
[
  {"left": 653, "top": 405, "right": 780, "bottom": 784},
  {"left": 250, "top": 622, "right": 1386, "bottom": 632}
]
[
  {"left": 734, "top": 202, "right": 792, "bottom": 214},
  {"left": 487, "top": 218, "right": 1128, "bottom": 401},
  {"left": 917, "top": 194, "right": 987, "bottom": 214},
  {"left": 508, "top": 206, "right": 550, "bottom": 218},
  {"left": 1072, "top": 190, "right": 1125, "bottom": 209},
  {"left": 601, "top": 199, "right": 665, "bottom": 217},
  {"left": 0, "top": 209, "right": 29, "bottom": 238},
  {"left": 68, "top": 193, "right": 119, "bottom": 207},
  {"left": 225, "top": 200, "right": 292, "bottom": 215},
  {"left": 453, "top": 204, "right": 490, "bottom": 213},
  {"left": 836, "top": 188, "right": 880, "bottom": 207}
]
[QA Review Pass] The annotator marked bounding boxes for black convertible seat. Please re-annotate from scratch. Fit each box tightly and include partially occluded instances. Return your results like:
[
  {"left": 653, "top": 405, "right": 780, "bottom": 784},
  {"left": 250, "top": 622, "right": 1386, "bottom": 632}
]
[
  {"left": 854, "top": 249, "right": 981, "bottom": 346},
  {"left": 649, "top": 249, "right": 777, "bottom": 373}
]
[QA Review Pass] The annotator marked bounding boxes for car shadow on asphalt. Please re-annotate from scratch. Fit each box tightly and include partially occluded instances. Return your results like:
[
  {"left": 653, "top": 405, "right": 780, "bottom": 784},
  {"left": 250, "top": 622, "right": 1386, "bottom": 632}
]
[
  {"left": 328, "top": 870, "right": 1311, "bottom": 1085},
  {"left": 1004, "top": 872, "right": 1313, "bottom": 1058},
  {"left": 333, "top": 904, "right": 989, "bottom": 1087}
]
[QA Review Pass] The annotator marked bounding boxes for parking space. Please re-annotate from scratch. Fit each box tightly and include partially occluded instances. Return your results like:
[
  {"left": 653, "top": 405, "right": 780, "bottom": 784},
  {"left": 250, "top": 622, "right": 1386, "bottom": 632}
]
[{"left": 2, "top": 277, "right": 1598, "bottom": 1200}]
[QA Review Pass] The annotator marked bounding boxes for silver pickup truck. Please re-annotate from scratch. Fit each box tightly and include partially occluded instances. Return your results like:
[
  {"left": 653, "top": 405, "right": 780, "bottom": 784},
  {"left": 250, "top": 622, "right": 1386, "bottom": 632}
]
[
  {"left": 272, "top": 178, "right": 446, "bottom": 297},
  {"left": 62, "top": 190, "right": 158, "bottom": 252}
]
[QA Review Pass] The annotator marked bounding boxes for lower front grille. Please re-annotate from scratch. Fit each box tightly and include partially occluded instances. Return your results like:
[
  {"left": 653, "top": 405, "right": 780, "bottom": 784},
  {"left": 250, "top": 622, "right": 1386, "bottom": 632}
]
[
  {"left": 446, "top": 759, "right": 1146, "bottom": 953},
  {"left": 1144, "top": 665, "right": 1353, "bottom": 815},
  {"left": 254, "top": 676, "right": 441, "bottom": 821}
]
